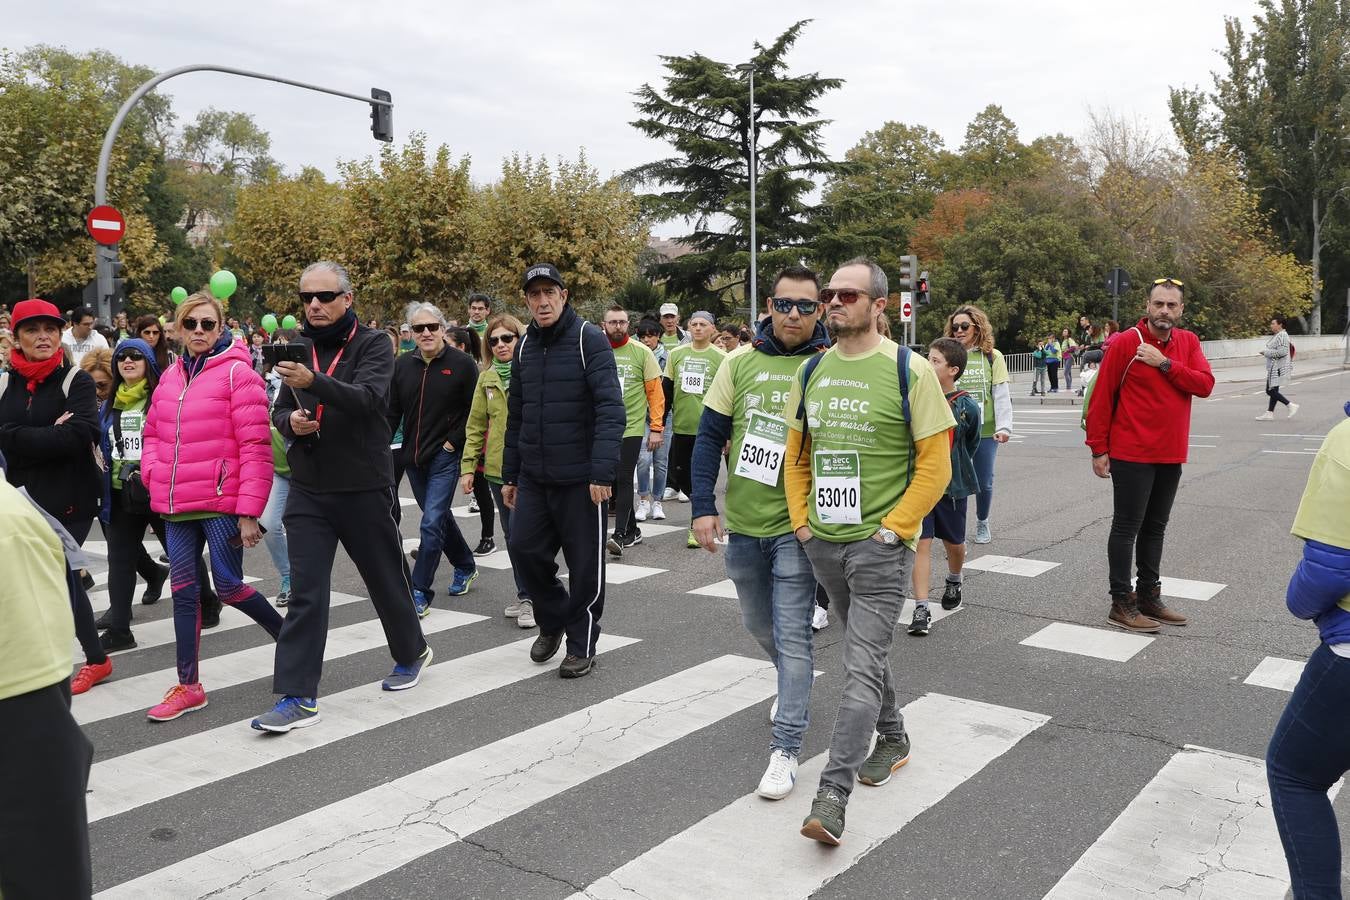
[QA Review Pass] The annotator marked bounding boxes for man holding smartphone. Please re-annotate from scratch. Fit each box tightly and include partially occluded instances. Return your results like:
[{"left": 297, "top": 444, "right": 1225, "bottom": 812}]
[{"left": 251, "top": 260, "right": 431, "bottom": 733}]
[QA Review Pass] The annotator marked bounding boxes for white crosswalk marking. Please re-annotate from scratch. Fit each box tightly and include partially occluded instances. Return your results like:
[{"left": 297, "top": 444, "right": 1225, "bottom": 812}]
[
  {"left": 1159, "top": 576, "right": 1226, "bottom": 602},
  {"left": 1020, "top": 622, "right": 1154, "bottom": 662},
  {"left": 571, "top": 693, "right": 1048, "bottom": 900},
  {"left": 1244, "top": 656, "right": 1305, "bottom": 693},
  {"left": 87, "top": 634, "right": 641, "bottom": 822},
  {"left": 965, "top": 554, "right": 1060, "bottom": 577},
  {"left": 87, "top": 573, "right": 261, "bottom": 614},
  {"left": 97, "top": 654, "right": 775, "bottom": 899},
  {"left": 1044, "top": 745, "right": 1319, "bottom": 899},
  {"left": 73, "top": 608, "right": 485, "bottom": 725},
  {"left": 688, "top": 578, "right": 739, "bottom": 599}
]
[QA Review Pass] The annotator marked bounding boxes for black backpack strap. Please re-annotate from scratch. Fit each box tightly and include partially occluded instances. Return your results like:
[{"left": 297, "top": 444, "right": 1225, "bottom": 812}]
[
  {"left": 896, "top": 345, "right": 912, "bottom": 425},
  {"left": 794, "top": 352, "right": 827, "bottom": 459}
]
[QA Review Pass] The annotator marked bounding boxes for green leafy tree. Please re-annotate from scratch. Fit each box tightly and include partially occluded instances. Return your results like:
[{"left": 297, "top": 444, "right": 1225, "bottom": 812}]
[
  {"left": 628, "top": 20, "right": 843, "bottom": 311},
  {"left": 169, "top": 107, "right": 276, "bottom": 235}
]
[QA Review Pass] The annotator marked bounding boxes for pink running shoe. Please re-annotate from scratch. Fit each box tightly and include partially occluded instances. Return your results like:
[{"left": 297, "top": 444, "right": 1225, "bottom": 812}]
[{"left": 147, "top": 683, "right": 208, "bottom": 722}]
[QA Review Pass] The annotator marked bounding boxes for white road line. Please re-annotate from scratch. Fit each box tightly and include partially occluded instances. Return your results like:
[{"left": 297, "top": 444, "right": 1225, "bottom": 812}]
[
  {"left": 1263, "top": 450, "right": 1318, "bottom": 455},
  {"left": 965, "top": 555, "right": 1061, "bottom": 578},
  {"left": 1244, "top": 656, "right": 1305, "bottom": 693},
  {"left": 571, "top": 693, "right": 1049, "bottom": 900},
  {"left": 1260, "top": 433, "right": 1328, "bottom": 439},
  {"left": 1189, "top": 444, "right": 1216, "bottom": 448},
  {"left": 86, "top": 634, "right": 641, "bottom": 823},
  {"left": 1159, "top": 576, "right": 1226, "bottom": 602},
  {"left": 1044, "top": 745, "right": 1330, "bottom": 898},
  {"left": 1020, "top": 622, "right": 1153, "bottom": 662},
  {"left": 900, "top": 597, "right": 963, "bottom": 627},
  {"left": 689, "top": 579, "right": 738, "bottom": 599},
  {"left": 87, "top": 574, "right": 262, "bottom": 615},
  {"left": 561, "top": 563, "right": 668, "bottom": 584},
  {"left": 74, "top": 608, "right": 485, "bottom": 725},
  {"left": 97, "top": 654, "right": 773, "bottom": 899}
]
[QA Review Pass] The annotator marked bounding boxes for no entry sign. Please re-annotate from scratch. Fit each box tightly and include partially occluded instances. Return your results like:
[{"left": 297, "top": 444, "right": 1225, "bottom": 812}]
[
  {"left": 899, "top": 299, "right": 914, "bottom": 323},
  {"left": 86, "top": 205, "right": 126, "bottom": 245}
]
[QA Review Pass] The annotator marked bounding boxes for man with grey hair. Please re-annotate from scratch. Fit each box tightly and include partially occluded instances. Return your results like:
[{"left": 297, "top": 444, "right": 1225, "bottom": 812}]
[
  {"left": 252, "top": 260, "right": 432, "bottom": 733},
  {"left": 386, "top": 300, "right": 480, "bottom": 615}
]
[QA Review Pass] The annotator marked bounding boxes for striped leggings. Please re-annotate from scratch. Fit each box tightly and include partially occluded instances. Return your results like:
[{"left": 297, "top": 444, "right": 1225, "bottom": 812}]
[{"left": 165, "top": 517, "right": 283, "bottom": 685}]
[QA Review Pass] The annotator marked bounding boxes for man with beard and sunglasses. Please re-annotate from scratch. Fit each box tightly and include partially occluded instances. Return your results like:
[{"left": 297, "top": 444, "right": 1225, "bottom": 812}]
[
  {"left": 252, "top": 261, "right": 431, "bottom": 733},
  {"left": 1085, "top": 277, "right": 1214, "bottom": 634}
]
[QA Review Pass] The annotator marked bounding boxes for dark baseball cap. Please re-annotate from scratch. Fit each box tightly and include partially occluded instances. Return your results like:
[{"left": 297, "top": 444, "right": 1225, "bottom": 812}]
[{"left": 522, "top": 263, "right": 565, "bottom": 291}]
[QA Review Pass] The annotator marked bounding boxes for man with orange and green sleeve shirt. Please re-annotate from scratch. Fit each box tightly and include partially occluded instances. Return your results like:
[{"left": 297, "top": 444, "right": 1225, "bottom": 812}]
[{"left": 603, "top": 305, "right": 664, "bottom": 555}]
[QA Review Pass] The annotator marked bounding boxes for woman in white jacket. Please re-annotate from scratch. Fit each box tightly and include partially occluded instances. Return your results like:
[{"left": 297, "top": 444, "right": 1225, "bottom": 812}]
[{"left": 1256, "top": 315, "right": 1297, "bottom": 421}]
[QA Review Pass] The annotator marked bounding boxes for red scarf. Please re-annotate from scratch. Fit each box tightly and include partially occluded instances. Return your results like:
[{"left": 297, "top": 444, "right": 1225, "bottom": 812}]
[
  {"left": 9, "top": 347, "right": 64, "bottom": 394},
  {"left": 609, "top": 335, "right": 629, "bottom": 349}
]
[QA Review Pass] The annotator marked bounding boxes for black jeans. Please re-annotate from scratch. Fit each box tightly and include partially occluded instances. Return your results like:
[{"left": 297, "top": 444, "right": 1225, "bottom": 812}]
[
  {"left": 473, "top": 472, "right": 494, "bottom": 539},
  {"left": 105, "top": 495, "right": 167, "bottom": 631},
  {"left": 1267, "top": 384, "right": 1291, "bottom": 411},
  {"left": 1046, "top": 361, "right": 1060, "bottom": 391},
  {"left": 0, "top": 681, "right": 94, "bottom": 900},
  {"left": 61, "top": 517, "right": 106, "bottom": 666},
  {"left": 1107, "top": 459, "right": 1182, "bottom": 596},
  {"left": 612, "top": 435, "right": 643, "bottom": 539},
  {"left": 669, "top": 433, "right": 697, "bottom": 498}
]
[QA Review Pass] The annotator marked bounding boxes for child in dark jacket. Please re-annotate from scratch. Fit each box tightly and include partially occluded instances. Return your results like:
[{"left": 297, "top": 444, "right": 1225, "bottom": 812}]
[
  {"left": 1266, "top": 404, "right": 1350, "bottom": 898},
  {"left": 908, "top": 338, "right": 983, "bottom": 636}
]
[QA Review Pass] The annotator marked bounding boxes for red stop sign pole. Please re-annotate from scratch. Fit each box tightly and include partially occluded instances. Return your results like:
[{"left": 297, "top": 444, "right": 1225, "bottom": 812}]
[{"left": 86, "top": 205, "right": 126, "bottom": 246}]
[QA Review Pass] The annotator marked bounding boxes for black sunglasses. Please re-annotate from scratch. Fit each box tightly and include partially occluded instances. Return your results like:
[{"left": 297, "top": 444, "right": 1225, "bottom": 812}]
[
  {"left": 818, "top": 288, "right": 869, "bottom": 305},
  {"left": 488, "top": 333, "right": 518, "bottom": 347},
  {"left": 182, "top": 317, "right": 218, "bottom": 332},
  {"left": 298, "top": 290, "right": 348, "bottom": 304},
  {"left": 115, "top": 350, "right": 146, "bottom": 362},
  {"left": 771, "top": 297, "right": 821, "bottom": 316},
  {"left": 410, "top": 322, "right": 441, "bottom": 334},
  {"left": 951, "top": 322, "right": 973, "bottom": 332}
]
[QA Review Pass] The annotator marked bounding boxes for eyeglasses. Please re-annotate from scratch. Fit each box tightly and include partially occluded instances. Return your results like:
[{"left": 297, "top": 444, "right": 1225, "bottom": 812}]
[
  {"left": 1152, "top": 277, "right": 1184, "bottom": 287},
  {"left": 488, "top": 333, "right": 518, "bottom": 347},
  {"left": 298, "top": 290, "right": 348, "bottom": 305},
  {"left": 115, "top": 350, "right": 146, "bottom": 362},
  {"left": 409, "top": 322, "right": 441, "bottom": 334},
  {"left": 951, "top": 322, "right": 974, "bottom": 332},
  {"left": 771, "top": 298, "right": 822, "bottom": 315},
  {"left": 818, "top": 288, "right": 869, "bottom": 304},
  {"left": 182, "top": 318, "right": 218, "bottom": 332}
]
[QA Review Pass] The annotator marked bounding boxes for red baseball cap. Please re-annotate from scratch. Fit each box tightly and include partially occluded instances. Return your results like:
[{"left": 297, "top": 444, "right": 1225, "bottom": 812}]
[{"left": 10, "top": 299, "right": 65, "bottom": 331}]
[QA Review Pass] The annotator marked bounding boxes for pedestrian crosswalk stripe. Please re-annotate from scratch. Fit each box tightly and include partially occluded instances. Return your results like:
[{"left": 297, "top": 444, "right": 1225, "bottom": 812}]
[
  {"left": 1020, "top": 622, "right": 1154, "bottom": 662},
  {"left": 474, "top": 549, "right": 515, "bottom": 569},
  {"left": 1244, "top": 656, "right": 1305, "bottom": 693},
  {"left": 688, "top": 578, "right": 739, "bottom": 599},
  {"left": 80, "top": 538, "right": 161, "bottom": 558},
  {"left": 94, "top": 591, "right": 368, "bottom": 657},
  {"left": 965, "top": 555, "right": 1060, "bottom": 577},
  {"left": 96, "top": 654, "right": 774, "bottom": 899},
  {"left": 87, "top": 573, "right": 261, "bottom": 615},
  {"left": 73, "top": 608, "right": 486, "bottom": 725},
  {"left": 561, "top": 563, "right": 667, "bottom": 584},
  {"left": 86, "top": 634, "right": 641, "bottom": 823},
  {"left": 630, "top": 523, "right": 685, "bottom": 537},
  {"left": 900, "top": 597, "right": 963, "bottom": 626},
  {"left": 570, "top": 693, "right": 1048, "bottom": 900},
  {"left": 1044, "top": 745, "right": 1316, "bottom": 898},
  {"left": 1159, "top": 576, "right": 1226, "bottom": 602}
]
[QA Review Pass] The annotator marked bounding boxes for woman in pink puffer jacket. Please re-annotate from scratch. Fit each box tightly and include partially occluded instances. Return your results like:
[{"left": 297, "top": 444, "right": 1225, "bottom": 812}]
[{"left": 139, "top": 293, "right": 284, "bottom": 723}]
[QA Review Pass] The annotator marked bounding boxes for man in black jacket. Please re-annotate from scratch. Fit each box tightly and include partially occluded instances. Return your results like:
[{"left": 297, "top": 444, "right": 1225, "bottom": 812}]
[
  {"left": 252, "top": 260, "right": 430, "bottom": 733},
  {"left": 502, "top": 264, "right": 623, "bottom": 678},
  {"left": 387, "top": 301, "right": 480, "bottom": 614}
]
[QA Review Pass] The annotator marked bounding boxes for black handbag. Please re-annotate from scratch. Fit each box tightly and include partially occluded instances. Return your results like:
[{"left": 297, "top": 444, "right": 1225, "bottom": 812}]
[{"left": 111, "top": 411, "right": 153, "bottom": 515}]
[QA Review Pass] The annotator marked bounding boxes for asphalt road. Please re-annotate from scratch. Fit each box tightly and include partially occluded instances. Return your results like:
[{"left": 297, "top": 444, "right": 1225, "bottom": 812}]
[{"left": 80, "top": 363, "right": 1350, "bottom": 899}]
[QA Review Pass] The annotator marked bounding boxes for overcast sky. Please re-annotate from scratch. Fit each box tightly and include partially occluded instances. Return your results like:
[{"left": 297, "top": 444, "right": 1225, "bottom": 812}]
[{"left": 16, "top": 1, "right": 1259, "bottom": 236}]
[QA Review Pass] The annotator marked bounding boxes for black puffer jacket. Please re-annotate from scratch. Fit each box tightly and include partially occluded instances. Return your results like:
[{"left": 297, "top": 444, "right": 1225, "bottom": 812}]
[
  {"left": 503, "top": 303, "right": 623, "bottom": 486},
  {"left": 0, "top": 362, "right": 101, "bottom": 522}
]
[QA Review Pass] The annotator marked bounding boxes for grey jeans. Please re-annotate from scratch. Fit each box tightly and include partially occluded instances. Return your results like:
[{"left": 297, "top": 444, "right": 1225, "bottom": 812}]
[{"left": 803, "top": 535, "right": 915, "bottom": 799}]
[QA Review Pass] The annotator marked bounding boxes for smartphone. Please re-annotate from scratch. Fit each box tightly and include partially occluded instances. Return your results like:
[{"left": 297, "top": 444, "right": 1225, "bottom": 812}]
[{"left": 262, "top": 343, "right": 308, "bottom": 367}]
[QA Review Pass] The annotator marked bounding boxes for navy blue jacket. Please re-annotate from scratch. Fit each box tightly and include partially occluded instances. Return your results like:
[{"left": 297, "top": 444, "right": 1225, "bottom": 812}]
[{"left": 503, "top": 303, "right": 623, "bottom": 486}]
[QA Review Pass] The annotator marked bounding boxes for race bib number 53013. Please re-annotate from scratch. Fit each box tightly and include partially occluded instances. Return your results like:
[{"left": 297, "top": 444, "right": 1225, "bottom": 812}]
[
  {"left": 733, "top": 411, "right": 787, "bottom": 486},
  {"left": 812, "top": 450, "right": 862, "bottom": 524}
]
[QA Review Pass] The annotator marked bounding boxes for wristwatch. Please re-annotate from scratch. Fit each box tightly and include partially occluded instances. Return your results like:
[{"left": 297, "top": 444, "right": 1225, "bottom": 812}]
[
  {"left": 875, "top": 528, "right": 899, "bottom": 545},
  {"left": 1159, "top": 358, "right": 1173, "bottom": 374}
]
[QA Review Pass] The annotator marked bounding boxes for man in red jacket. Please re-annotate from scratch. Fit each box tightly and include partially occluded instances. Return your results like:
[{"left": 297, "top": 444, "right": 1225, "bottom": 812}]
[{"left": 1085, "top": 278, "right": 1215, "bottom": 633}]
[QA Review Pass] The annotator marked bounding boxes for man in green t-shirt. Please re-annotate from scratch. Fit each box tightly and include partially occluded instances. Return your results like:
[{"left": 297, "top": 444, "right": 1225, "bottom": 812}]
[
  {"left": 602, "top": 305, "right": 665, "bottom": 556},
  {"left": 466, "top": 293, "right": 492, "bottom": 342},
  {"left": 663, "top": 310, "right": 725, "bottom": 547},
  {"left": 691, "top": 264, "right": 829, "bottom": 801},
  {"left": 785, "top": 257, "right": 954, "bottom": 846}
]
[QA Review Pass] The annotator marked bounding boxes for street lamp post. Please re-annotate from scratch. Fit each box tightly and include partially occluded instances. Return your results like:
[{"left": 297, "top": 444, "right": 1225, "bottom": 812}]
[{"left": 736, "top": 62, "right": 757, "bottom": 324}]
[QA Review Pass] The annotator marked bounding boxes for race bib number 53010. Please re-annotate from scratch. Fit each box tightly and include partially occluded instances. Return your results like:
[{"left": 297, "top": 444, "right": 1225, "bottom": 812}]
[{"left": 812, "top": 450, "right": 862, "bottom": 524}]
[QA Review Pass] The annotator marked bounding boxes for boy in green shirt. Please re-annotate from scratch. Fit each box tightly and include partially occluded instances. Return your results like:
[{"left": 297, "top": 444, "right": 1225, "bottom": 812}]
[{"left": 663, "top": 310, "right": 725, "bottom": 546}]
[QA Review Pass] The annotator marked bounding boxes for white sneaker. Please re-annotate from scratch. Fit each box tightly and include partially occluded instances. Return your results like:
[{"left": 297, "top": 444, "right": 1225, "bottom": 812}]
[
  {"left": 635, "top": 498, "right": 651, "bottom": 521},
  {"left": 504, "top": 599, "right": 525, "bottom": 618},
  {"left": 756, "top": 749, "right": 798, "bottom": 800},
  {"left": 468, "top": 497, "right": 479, "bottom": 514},
  {"left": 676, "top": 491, "right": 690, "bottom": 503},
  {"left": 812, "top": 606, "right": 829, "bottom": 631},
  {"left": 1255, "top": 411, "right": 1275, "bottom": 421},
  {"left": 1287, "top": 403, "right": 1300, "bottom": 419},
  {"left": 662, "top": 488, "right": 677, "bottom": 501},
  {"left": 651, "top": 501, "right": 666, "bottom": 520},
  {"left": 516, "top": 601, "right": 535, "bottom": 629}
]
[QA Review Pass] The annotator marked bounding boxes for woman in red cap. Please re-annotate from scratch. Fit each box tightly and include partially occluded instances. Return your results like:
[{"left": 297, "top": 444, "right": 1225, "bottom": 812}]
[{"left": 0, "top": 299, "right": 111, "bottom": 693}]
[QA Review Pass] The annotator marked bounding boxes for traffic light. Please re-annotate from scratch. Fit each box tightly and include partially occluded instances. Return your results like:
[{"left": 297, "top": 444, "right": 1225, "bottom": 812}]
[
  {"left": 897, "top": 254, "right": 918, "bottom": 292},
  {"left": 916, "top": 271, "right": 930, "bottom": 305},
  {"left": 108, "top": 257, "right": 126, "bottom": 319},
  {"left": 370, "top": 88, "right": 393, "bottom": 143}
]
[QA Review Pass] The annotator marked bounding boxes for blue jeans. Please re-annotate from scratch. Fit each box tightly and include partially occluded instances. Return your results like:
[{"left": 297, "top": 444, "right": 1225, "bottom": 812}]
[
  {"left": 637, "top": 411, "right": 671, "bottom": 498},
  {"left": 724, "top": 533, "right": 816, "bottom": 756},
  {"left": 259, "top": 472, "right": 290, "bottom": 580},
  {"left": 488, "top": 481, "right": 529, "bottom": 600},
  {"left": 1267, "top": 642, "right": 1350, "bottom": 898},
  {"left": 405, "top": 447, "right": 475, "bottom": 598},
  {"left": 973, "top": 436, "right": 998, "bottom": 522}
]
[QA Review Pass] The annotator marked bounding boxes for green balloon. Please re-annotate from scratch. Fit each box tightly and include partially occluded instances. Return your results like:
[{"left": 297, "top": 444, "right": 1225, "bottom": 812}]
[
  {"left": 261, "top": 313, "right": 279, "bottom": 334},
  {"left": 209, "top": 269, "right": 237, "bottom": 300},
  {"left": 158, "top": 315, "right": 167, "bottom": 324},
  {"left": 170, "top": 286, "right": 188, "bottom": 304},
  {"left": 281, "top": 315, "right": 298, "bottom": 331}
]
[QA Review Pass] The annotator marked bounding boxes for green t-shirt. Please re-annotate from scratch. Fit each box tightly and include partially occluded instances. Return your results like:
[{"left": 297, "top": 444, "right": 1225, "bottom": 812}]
[
  {"left": 786, "top": 338, "right": 955, "bottom": 546},
  {"left": 954, "top": 348, "right": 1009, "bottom": 439},
  {"left": 667, "top": 343, "right": 726, "bottom": 435},
  {"left": 1294, "top": 418, "right": 1350, "bottom": 553},
  {"left": 704, "top": 346, "right": 813, "bottom": 537},
  {"left": 660, "top": 332, "right": 685, "bottom": 350},
  {"left": 612, "top": 339, "right": 663, "bottom": 439}
]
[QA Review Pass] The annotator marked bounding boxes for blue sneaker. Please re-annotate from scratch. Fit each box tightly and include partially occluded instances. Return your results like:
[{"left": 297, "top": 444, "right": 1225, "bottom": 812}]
[
  {"left": 446, "top": 567, "right": 478, "bottom": 597},
  {"left": 413, "top": 588, "right": 432, "bottom": 619},
  {"left": 251, "top": 696, "right": 320, "bottom": 733},
  {"left": 383, "top": 644, "right": 433, "bottom": 691}
]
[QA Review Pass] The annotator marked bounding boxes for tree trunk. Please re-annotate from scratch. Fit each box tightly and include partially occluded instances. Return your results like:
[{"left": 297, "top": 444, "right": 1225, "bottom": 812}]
[{"left": 1311, "top": 193, "right": 1322, "bottom": 335}]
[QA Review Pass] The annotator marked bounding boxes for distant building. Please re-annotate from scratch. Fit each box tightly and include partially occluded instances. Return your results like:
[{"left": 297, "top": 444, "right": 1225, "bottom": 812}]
[{"left": 646, "top": 237, "right": 694, "bottom": 263}]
